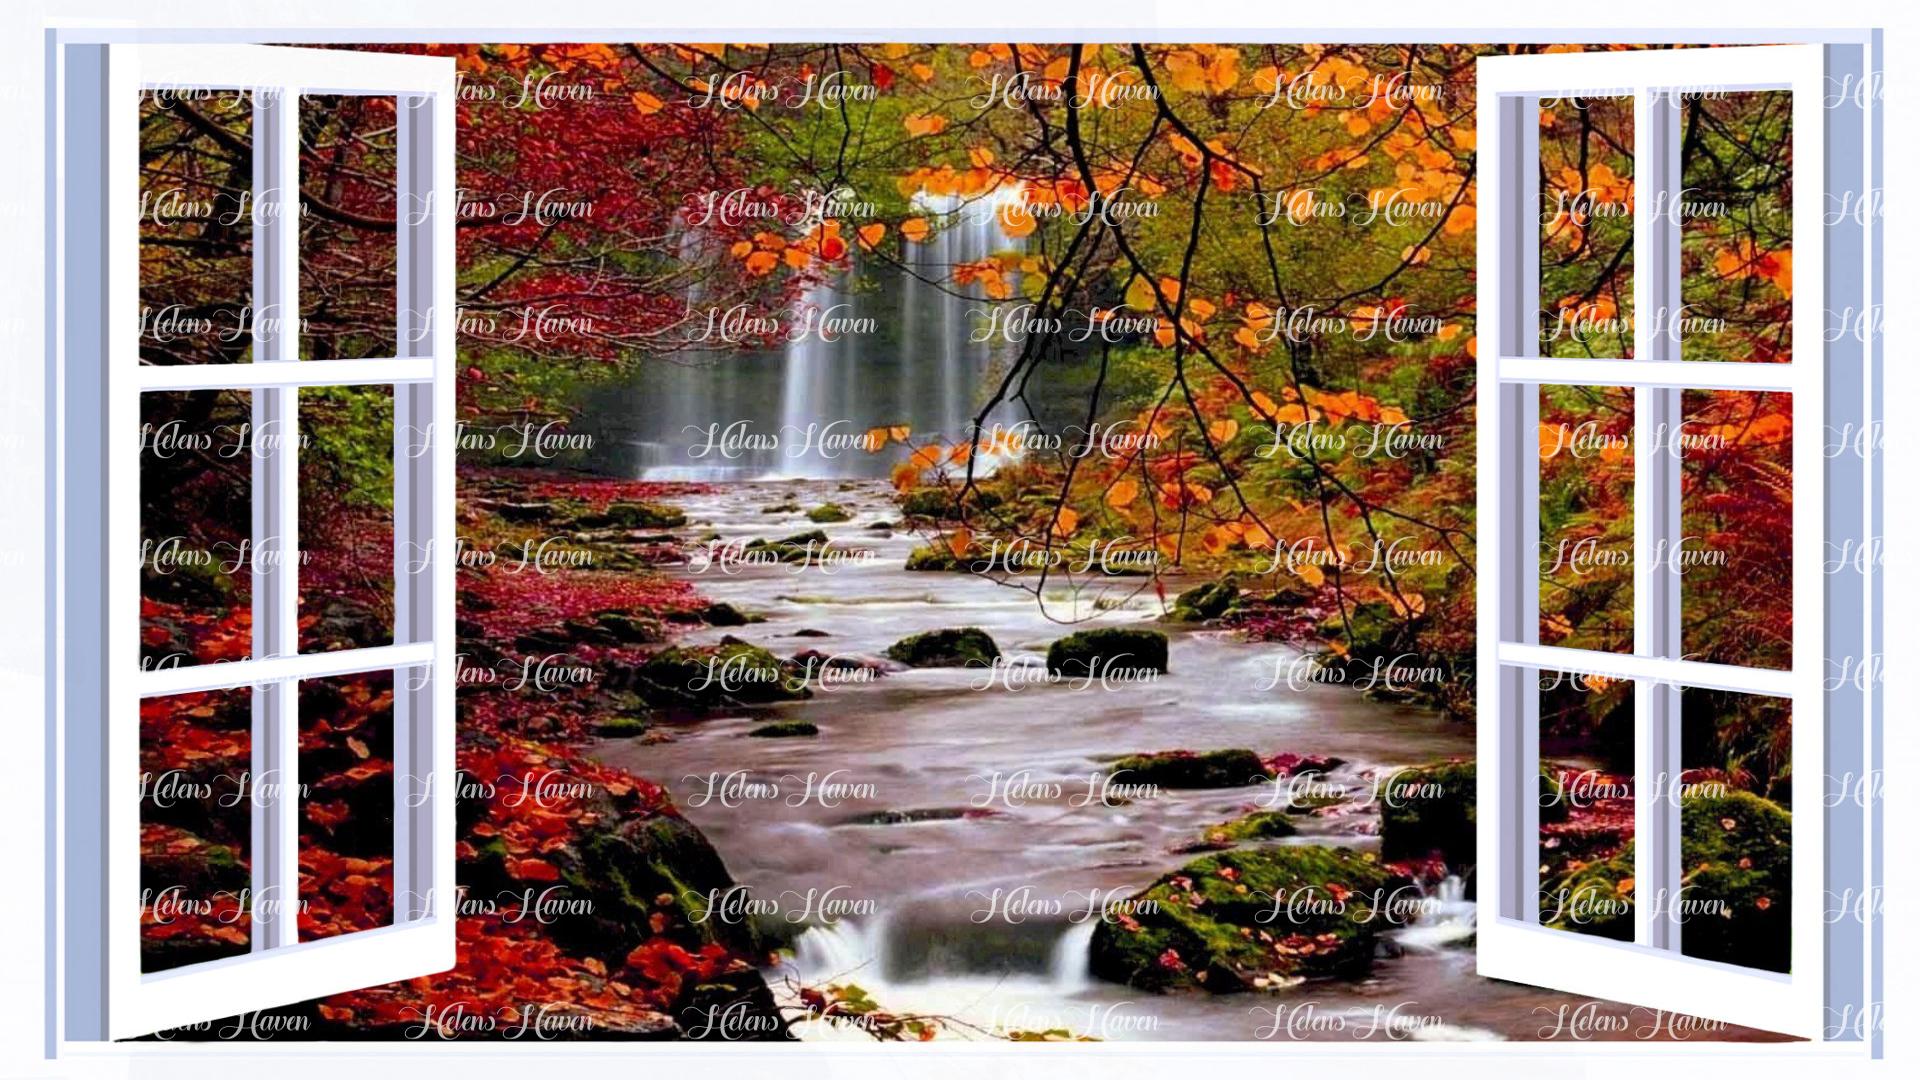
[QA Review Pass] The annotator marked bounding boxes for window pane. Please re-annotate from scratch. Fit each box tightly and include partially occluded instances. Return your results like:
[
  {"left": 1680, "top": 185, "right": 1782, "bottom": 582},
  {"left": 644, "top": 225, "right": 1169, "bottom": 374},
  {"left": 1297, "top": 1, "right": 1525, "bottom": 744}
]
[
  {"left": 298, "top": 386, "right": 396, "bottom": 654},
  {"left": 140, "top": 390, "right": 255, "bottom": 671},
  {"left": 1675, "top": 90, "right": 1793, "bottom": 363},
  {"left": 298, "top": 671, "right": 397, "bottom": 941},
  {"left": 299, "top": 94, "right": 399, "bottom": 360},
  {"left": 1539, "top": 94, "right": 1634, "bottom": 359},
  {"left": 1677, "top": 388, "right": 1793, "bottom": 671},
  {"left": 1537, "top": 669, "right": 1635, "bottom": 940},
  {"left": 139, "top": 85, "right": 264, "bottom": 365},
  {"left": 1538, "top": 384, "right": 1633, "bottom": 653},
  {"left": 1678, "top": 688, "right": 1792, "bottom": 973},
  {"left": 141, "top": 685, "right": 256, "bottom": 972}
]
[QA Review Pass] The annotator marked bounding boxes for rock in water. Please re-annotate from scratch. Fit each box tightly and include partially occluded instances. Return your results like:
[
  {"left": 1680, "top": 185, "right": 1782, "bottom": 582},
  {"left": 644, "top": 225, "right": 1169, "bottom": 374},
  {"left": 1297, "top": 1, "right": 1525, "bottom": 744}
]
[
  {"left": 884, "top": 627, "right": 1001, "bottom": 668},
  {"left": 1045, "top": 627, "right": 1170, "bottom": 677},
  {"left": 1089, "top": 845, "right": 1408, "bottom": 993}
]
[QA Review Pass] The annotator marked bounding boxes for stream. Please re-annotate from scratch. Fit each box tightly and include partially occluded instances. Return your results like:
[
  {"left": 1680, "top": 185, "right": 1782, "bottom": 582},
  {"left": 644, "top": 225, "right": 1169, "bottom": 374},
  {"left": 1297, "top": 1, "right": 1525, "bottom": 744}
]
[{"left": 593, "top": 478, "right": 1766, "bottom": 1043}]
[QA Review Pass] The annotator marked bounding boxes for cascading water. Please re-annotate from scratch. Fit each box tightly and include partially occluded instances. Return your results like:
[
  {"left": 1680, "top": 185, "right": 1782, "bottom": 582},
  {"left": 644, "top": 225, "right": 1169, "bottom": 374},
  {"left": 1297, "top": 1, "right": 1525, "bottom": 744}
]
[
  {"left": 1393, "top": 874, "right": 1477, "bottom": 952},
  {"left": 585, "top": 188, "right": 1029, "bottom": 481}
]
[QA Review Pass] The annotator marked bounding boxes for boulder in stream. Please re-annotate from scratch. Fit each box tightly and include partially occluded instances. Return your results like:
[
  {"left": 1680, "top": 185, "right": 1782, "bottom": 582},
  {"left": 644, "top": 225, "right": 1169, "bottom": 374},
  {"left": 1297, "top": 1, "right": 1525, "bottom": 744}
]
[
  {"left": 1090, "top": 844, "right": 1407, "bottom": 993},
  {"left": 884, "top": 627, "right": 1001, "bottom": 668},
  {"left": 1045, "top": 627, "right": 1169, "bottom": 677},
  {"left": 1108, "top": 748, "right": 1269, "bottom": 789}
]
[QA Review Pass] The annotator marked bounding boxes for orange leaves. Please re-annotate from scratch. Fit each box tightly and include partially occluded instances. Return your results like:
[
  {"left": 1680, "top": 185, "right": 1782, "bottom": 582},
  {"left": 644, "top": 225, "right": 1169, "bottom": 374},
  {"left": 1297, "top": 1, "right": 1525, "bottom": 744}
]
[
  {"left": 997, "top": 201, "right": 1038, "bottom": 239},
  {"left": 856, "top": 223, "right": 887, "bottom": 251},
  {"left": 1206, "top": 418, "right": 1239, "bottom": 445},
  {"left": 630, "top": 91, "right": 665, "bottom": 116},
  {"left": 1050, "top": 506, "right": 1081, "bottom": 539},
  {"left": 1234, "top": 303, "right": 1275, "bottom": 350},
  {"left": 902, "top": 112, "right": 949, "bottom": 137},
  {"left": 1714, "top": 241, "right": 1793, "bottom": 299},
  {"left": 1106, "top": 476, "right": 1140, "bottom": 509},
  {"left": 952, "top": 257, "right": 1016, "bottom": 300},
  {"left": 899, "top": 217, "right": 931, "bottom": 243},
  {"left": 861, "top": 424, "right": 912, "bottom": 452},
  {"left": 1162, "top": 46, "right": 1241, "bottom": 96}
]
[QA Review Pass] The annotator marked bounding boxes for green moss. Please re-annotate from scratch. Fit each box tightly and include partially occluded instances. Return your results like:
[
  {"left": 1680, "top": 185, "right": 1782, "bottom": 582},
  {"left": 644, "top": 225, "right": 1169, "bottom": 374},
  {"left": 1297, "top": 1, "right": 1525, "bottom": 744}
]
[
  {"left": 1046, "top": 627, "right": 1169, "bottom": 677},
  {"left": 1089, "top": 845, "right": 1403, "bottom": 992},
  {"left": 1196, "top": 810, "right": 1299, "bottom": 847},
  {"left": 636, "top": 642, "right": 809, "bottom": 708},
  {"left": 1109, "top": 749, "right": 1269, "bottom": 789},
  {"left": 1540, "top": 791, "right": 1791, "bottom": 970},
  {"left": 594, "top": 715, "right": 649, "bottom": 738},
  {"left": 1166, "top": 577, "right": 1238, "bottom": 623},
  {"left": 884, "top": 627, "right": 1001, "bottom": 668},
  {"left": 579, "top": 500, "right": 686, "bottom": 529},
  {"left": 806, "top": 503, "right": 851, "bottom": 523}
]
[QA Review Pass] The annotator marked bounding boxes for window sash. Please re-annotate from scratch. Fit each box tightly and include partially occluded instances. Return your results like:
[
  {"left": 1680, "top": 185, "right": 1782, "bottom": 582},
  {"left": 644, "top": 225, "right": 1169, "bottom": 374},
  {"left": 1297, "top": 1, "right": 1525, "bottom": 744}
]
[
  {"left": 1474, "top": 43, "right": 1837, "bottom": 1039},
  {"left": 64, "top": 42, "right": 459, "bottom": 1041}
]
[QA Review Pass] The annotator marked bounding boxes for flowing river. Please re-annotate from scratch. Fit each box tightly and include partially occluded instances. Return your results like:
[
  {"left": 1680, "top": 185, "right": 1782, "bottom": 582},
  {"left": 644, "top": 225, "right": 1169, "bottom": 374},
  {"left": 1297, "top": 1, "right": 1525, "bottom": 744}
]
[{"left": 591, "top": 478, "right": 1776, "bottom": 1043}]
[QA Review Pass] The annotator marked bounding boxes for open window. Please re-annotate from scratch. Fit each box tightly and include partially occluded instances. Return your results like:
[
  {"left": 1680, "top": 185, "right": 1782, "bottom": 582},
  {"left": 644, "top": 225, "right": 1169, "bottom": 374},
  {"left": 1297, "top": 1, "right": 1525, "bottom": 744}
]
[
  {"left": 1475, "top": 44, "right": 1876, "bottom": 1040},
  {"left": 59, "top": 43, "right": 458, "bottom": 1040}
]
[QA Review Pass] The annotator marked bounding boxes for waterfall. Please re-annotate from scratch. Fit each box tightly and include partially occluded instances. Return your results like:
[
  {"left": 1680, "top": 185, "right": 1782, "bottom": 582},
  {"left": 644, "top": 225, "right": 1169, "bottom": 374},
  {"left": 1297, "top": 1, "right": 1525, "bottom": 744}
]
[
  {"left": 610, "top": 188, "right": 1028, "bottom": 482},
  {"left": 1393, "top": 874, "right": 1477, "bottom": 952},
  {"left": 1048, "top": 920, "right": 1096, "bottom": 994}
]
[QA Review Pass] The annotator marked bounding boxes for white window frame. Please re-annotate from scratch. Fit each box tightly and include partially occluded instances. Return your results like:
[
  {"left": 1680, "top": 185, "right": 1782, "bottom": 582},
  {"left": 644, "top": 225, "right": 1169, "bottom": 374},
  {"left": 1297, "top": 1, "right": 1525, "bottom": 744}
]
[
  {"left": 59, "top": 43, "right": 457, "bottom": 1040},
  {"left": 1475, "top": 44, "right": 1876, "bottom": 1041}
]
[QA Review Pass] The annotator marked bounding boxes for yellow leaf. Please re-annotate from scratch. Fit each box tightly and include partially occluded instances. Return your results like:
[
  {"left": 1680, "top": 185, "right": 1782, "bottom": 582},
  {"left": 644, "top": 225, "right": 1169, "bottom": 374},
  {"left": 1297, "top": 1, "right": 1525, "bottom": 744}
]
[
  {"left": 1124, "top": 274, "right": 1157, "bottom": 312},
  {"left": 1293, "top": 561, "right": 1325, "bottom": 588},
  {"left": 1107, "top": 477, "right": 1139, "bottom": 508},
  {"left": 1207, "top": 419, "right": 1239, "bottom": 444}
]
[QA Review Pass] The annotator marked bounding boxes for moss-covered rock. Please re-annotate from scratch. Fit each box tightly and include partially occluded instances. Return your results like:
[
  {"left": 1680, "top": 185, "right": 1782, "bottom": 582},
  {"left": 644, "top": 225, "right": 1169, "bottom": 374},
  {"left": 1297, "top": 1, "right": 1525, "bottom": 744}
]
[
  {"left": 1089, "top": 845, "right": 1405, "bottom": 992},
  {"left": 883, "top": 627, "right": 1001, "bottom": 668},
  {"left": 1378, "top": 761, "right": 1569, "bottom": 869},
  {"left": 577, "top": 500, "right": 687, "bottom": 530},
  {"left": 1540, "top": 791, "right": 1791, "bottom": 970},
  {"left": 1046, "top": 627, "right": 1169, "bottom": 677},
  {"left": 634, "top": 642, "right": 809, "bottom": 708},
  {"left": 806, "top": 503, "right": 851, "bottom": 523},
  {"left": 1166, "top": 577, "right": 1238, "bottom": 623},
  {"left": 1187, "top": 810, "right": 1298, "bottom": 851},
  {"left": 594, "top": 715, "right": 649, "bottom": 738},
  {"left": 744, "top": 529, "right": 831, "bottom": 564},
  {"left": 1108, "top": 749, "right": 1269, "bottom": 789},
  {"left": 596, "top": 611, "right": 668, "bottom": 644},
  {"left": 749, "top": 721, "right": 818, "bottom": 738},
  {"left": 1377, "top": 761, "right": 1476, "bottom": 866},
  {"left": 700, "top": 602, "right": 753, "bottom": 627}
]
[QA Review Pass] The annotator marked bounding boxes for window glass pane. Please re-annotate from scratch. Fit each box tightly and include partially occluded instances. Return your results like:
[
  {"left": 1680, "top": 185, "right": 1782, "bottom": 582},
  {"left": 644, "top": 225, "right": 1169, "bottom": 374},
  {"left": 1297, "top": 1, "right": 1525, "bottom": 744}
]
[
  {"left": 1537, "top": 669, "right": 1635, "bottom": 941},
  {"left": 1676, "top": 90, "right": 1793, "bottom": 363},
  {"left": 298, "top": 671, "right": 397, "bottom": 941},
  {"left": 1678, "top": 389, "right": 1793, "bottom": 671},
  {"left": 140, "top": 389, "right": 255, "bottom": 671},
  {"left": 1539, "top": 94, "right": 1634, "bottom": 359},
  {"left": 141, "top": 685, "right": 256, "bottom": 972},
  {"left": 298, "top": 385, "right": 396, "bottom": 654},
  {"left": 1538, "top": 384, "right": 1633, "bottom": 653},
  {"left": 139, "top": 85, "right": 264, "bottom": 365},
  {"left": 1678, "top": 688, "right": 1792, "bottom": 973},
  {"left": 299, "top": 94, "right": 399, "bottom": 360}
]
